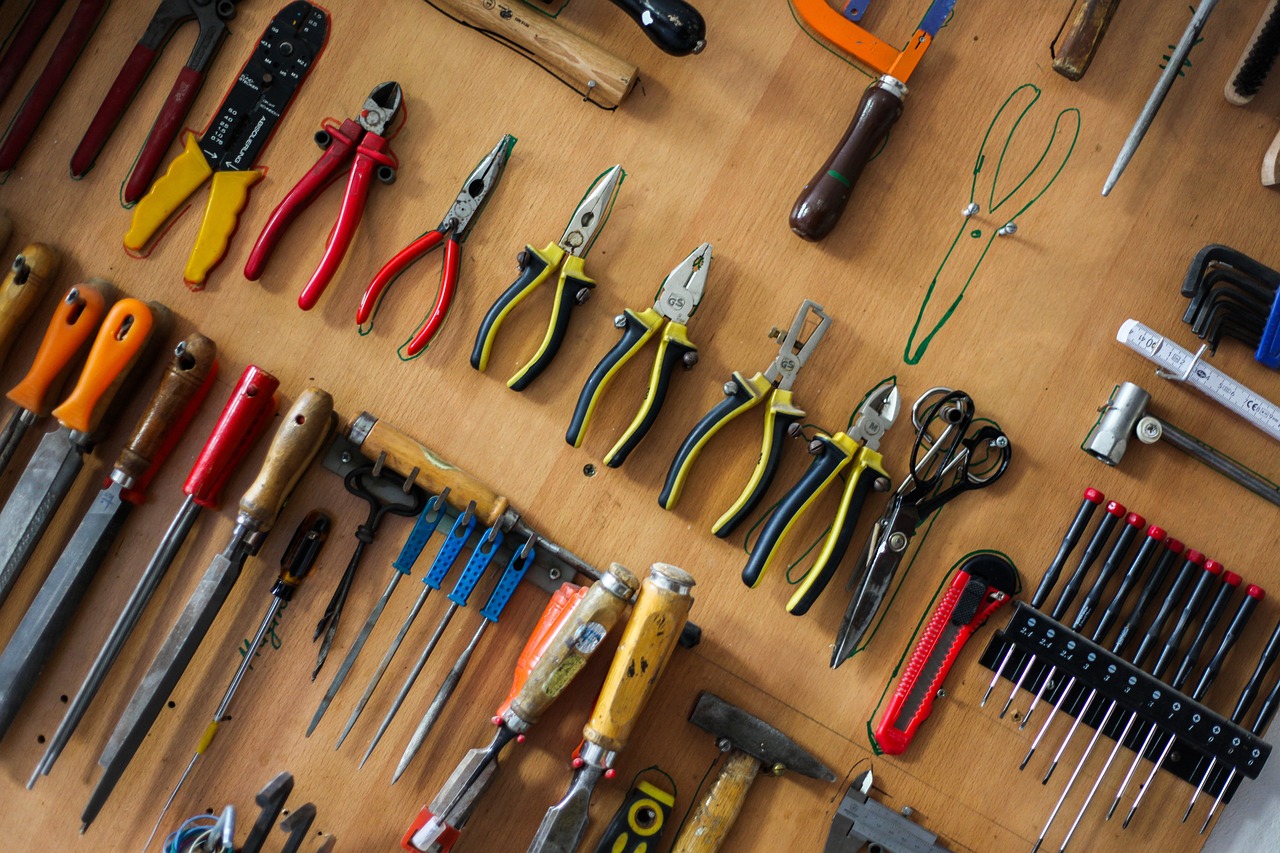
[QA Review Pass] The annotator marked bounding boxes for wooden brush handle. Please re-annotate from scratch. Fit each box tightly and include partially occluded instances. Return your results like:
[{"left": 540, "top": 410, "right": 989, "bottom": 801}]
[{"left": 669, "top": 749, "right": 760, "bottom": 853}]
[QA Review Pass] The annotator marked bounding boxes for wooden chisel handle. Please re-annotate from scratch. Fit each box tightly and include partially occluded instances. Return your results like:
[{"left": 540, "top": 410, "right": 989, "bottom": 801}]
[
  {"left": 238, "top": 387, "right": 334, "bottom": 533},
  {"left": 50, "top": 299, "right": 157, "bottom": 435},
  {"left": 1052, "top": 0, "right": 1123, "bottom": 81},
  {"left": 585, "top": 564, "right": 695, "bottom": 753},
  {"left": 669, "top": 749, "right": 759, "bottom": 853},
  {"left": 6, "top": 281, "right": 111, "bottom": 416},
  {"left": 0, "top": 243, "right": 59, "bottom": 368}
]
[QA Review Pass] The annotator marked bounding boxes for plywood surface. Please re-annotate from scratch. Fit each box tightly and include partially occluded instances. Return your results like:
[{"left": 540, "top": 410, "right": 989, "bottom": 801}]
[{"left": 1, "top": 1, "right": 1280, "bottom": 851}]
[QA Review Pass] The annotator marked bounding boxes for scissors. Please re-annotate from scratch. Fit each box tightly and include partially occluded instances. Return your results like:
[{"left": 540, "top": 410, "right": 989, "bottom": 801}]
[{"left": 830, "top": 388, "right": 1011, "bottom": 667}]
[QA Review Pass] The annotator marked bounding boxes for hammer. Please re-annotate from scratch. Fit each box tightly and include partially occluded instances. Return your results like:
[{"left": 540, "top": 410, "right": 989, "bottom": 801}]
[
  {"left": 1083, "top": 381, "right": 1280, "bottom": 507},
  {"left": 670, "top": 692, "right": 835, "bottom": 852}
]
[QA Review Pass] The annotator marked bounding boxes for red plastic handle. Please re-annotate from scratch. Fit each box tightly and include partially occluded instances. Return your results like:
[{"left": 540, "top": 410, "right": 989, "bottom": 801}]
[
  {"left": 247, "top": 118, "right": 361, "bottom": 281},
  {"left": 0, "top": 1, "right": 65, "bottom": 112},
  {"left": 403, "top": 806, "right": 461, "bottom": 852},
  {"left": 182, "top": 365, "right": 281, "bottom": 508},
  {"left": 123, "top": 65, "right": 205, "bottom": 204},
  {"left": 357, "top": 229, "right": 445, "bottom": 325},
  {"left": 70, "top": 43, "right": 159, "bottom": 178},
  {"left": 404, "top": 237, "right": 460, "bottom": 356}
]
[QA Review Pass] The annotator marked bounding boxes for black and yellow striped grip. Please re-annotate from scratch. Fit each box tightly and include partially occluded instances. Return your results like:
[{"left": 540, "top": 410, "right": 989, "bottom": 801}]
[
  {"left": 711, "top": 388, "right": 803, "bottom": 538},
  {"left": 509, "top": 255, "right": 593, "bottom": 391},
  {"left": 567, "top": 307, "right": 663, "bottom": 448},
  {"left": 604, "top": 321, "right": 695, "bottom": 468},
  {"left": 470, "top": 242, "right": 561, "bottom": 373}
]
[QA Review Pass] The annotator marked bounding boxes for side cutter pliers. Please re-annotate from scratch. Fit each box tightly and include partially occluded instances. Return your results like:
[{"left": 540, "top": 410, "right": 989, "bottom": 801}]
[
  {"left": 659, "top": 299, "right": 830, "bottom": 537},
  {"left": 356, "top": 134, "right": 516, "bottom": 358},
  {"left": 742, "top": 381, "right": 901, "bottom": 616},
  {"left": 244, "top": 82, "right": 404, "bottom": 306},
  {"left": 566, "top": 242, "right": 711, "bottom": 468},
  {"left": 470, "top": 165, "right": 625, "bottom": 391}
]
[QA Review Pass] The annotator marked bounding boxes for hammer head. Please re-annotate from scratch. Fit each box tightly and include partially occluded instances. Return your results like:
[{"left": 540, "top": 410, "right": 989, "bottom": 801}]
[
  {"left": 688, "top": 692, "right": 835, "bottom": 782},
  {"left": 1082, "top": 381, "right": 1151, "bottom": 465}
]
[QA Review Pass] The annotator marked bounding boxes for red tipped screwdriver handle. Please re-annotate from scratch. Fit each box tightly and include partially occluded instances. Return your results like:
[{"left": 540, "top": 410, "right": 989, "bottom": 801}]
[
  {"left": 1052, "top": 500, "right": 1126, "bottom": 620},
  {"left": 1073, "top": 512, "right": 1144, "bottom": 631},
  {"left": 1031, "top": 488, "right": 1104, "bottom": 607},
  {"left": 1194, "top": 584, "right": 1265, "bottom": 698},
  {"left": 1172, "top": 569, "right": 1243, "bottom": 690},
  {"left": 1093, "top": 524, "right": 1165, "bottom": 643},
  {"left": 1113, "top": 537, "right": 1183, "bottom": 656},
  {"left": 184, "top": 366, "right": 281, "bottom": 508},
  {"left": 1132, "top": 550, "right": 1208, "bottom": 669},
  {"left": 1152, "top": 558, "right": 1226, "bottom": 680}
]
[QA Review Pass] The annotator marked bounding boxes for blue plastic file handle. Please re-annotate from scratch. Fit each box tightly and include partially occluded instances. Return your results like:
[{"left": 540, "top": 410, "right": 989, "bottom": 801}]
[
  {"left": 423, "top": 506, "right": 477, "bottom": 589},
  {"left": 448, "top": 527, "right": 504, "bottom": 607},
  {"left": 392, "top": 494, "right": 449, "bottom": 575},
  {"left": 480, "top": 542, "right": 535, "bottom": 622}
]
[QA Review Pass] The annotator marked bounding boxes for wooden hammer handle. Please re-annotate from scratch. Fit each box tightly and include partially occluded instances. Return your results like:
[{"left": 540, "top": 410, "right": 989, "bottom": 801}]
[
  {"left": 670, "top": 749, "right": 760, "bottom": 853},
  {"left": 1052, "top": 0, "right": 1123, "bottom": 81}
]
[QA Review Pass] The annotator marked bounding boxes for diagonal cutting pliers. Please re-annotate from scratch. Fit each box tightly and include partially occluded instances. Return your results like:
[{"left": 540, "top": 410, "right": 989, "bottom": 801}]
[
  {"left": 246, "top": 82, "right": 404, "bottom": 306},
  {"left": 355, "top": 133, "right": 516, "bottom": 359},
  {"left": 71, "top": 0, "right": 238, "bottom": 203},
  {"left": 566, "top": 242, "right": 711, "bottom": 468},
  {"left": 659, "top": 299, "right": 831, "bottom": 537},
  {"left": 470, "top": 164, "right": 625, "bottom": 391},
  {"left": 743, "top": 380, "right": 901, "bottom": 616}
]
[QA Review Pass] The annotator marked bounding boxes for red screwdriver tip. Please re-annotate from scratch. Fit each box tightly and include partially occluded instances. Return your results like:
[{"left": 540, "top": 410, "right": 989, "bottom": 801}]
[
  {"left": 1125, "top": 512, "right": 1145, "bottom": 527},
  {"left": 1202, "top": 558, "right": 1223, "bottom": 575},
  {"left": 1165, "top": 538, "right": 1185, "bottom": 555},
  {"left": 1106, "top": 501, "right": 1126, "bottom": 516},
  {"left": 1186, "top": 549, "right": 1206, "bottom": 566},
  {"left": 1146, "top": 525, "right": 1166, "bottom": 540},
  {"left": 1221, "top": 570, "right": 1242, "bottom": 588},
  {"left": 1247, "top": 585, "right": 1266, "bottom": 601},
  {"left": 1084, "top": 488, "right": 1105, "bottom": 503}
]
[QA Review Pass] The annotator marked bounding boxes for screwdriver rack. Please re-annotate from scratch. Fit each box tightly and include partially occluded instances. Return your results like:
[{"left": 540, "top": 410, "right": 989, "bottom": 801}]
[{"left": 979, "top": 603, "right": 1271, "bottom": 799}]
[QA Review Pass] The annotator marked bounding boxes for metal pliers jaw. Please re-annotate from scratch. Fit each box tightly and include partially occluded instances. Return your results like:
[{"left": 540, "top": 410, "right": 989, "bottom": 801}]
[
  {"left": 741, "top": 381, "right": 900, "bottom": 615},
  {"left": 357, "top": 81, "right": 403, "bottom": 138},
  {"left": 659, "top": 299, "right": 832, "bottom": 537},
  {"left": 566, "top": 243, "right": 712, "bottom": 468},
  {"left": 470, "top": 165, "right": 626, "bottom": 391}
]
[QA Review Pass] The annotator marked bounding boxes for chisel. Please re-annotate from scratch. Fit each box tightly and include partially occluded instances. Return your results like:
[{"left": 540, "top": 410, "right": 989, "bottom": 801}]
[
  {"left": 527, "top": 564, "right": 695, "bottom": 853},
  {"left": 30, "top": 364, "right": 279, "bottom": 787},
  {"left": 0, "top": 243, "right": 59, "bottom": 369},
  {"left": 81, "top": 387, "right": 334, "bottom": 830},
  {"left": 0, "top": 297, "right": 159, "bottom": 608},
  {"left": 0, "top": 280, "right": 111, "bottom": 477},
  {"left": 0, "top": 333, "right": 217, "bottom": 742}
]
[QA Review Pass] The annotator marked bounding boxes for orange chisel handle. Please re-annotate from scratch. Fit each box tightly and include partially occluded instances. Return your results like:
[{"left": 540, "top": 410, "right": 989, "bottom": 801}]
[
  {"left": 7, "top": 281, "right": 111, "bottom": 416},
  {"left": 51, "top": 298, "right": 157, "bottom": 435}
]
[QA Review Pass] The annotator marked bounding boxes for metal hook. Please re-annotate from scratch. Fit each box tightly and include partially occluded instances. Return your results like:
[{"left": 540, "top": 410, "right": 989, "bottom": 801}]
[
  {"left": 1155, "top": 342, "right": 1208, "bottom": 382},
  {"left": 371, "top": 450, "right": 387, "bottom": 479}
]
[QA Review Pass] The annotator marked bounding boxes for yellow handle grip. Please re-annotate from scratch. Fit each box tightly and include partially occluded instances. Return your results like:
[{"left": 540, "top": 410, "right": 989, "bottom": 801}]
[
  {"left": 669, "top": 749, "right": 759, "bottom": 853},
  {"left": 0, "top": 243, "right": 59, "bottom": 368},
  {"left": 585, "top": 563, "right": 695, "bottom": 753},
  {"left": 125, "top": 132, "right": 213, "bottom": 251},
  {"left": 184, "top": 169, "right": 262, "bottom": 289},
  {"left": 509, "top": 563, "right": 639, "bottom": 726},
  {"left": 238, "top": 387, "right": 334, "bottom": 533},
  {"left": 7, "top": 280, "right": 111, "bottom": 415},
  {"left": 51, "top": 298, "right": 156, "bottom": 434}
]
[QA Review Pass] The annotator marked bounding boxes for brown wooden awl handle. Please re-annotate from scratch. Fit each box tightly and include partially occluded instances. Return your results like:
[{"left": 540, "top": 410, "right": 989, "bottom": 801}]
[
  {"left": 0, "top": 242, "right": 59, "bottom": 368},
  {"left": 669, "top": 749, "right": 760, "bottom": 853},
  {"left": 1052, "top": 0, "right": 1124, "bottom": 81},
  {"left": 790, "top": 77, "right": 904, "bottom": 242},
  {"left": 239, "top": 387, "right": 334, "bottom": 532}
]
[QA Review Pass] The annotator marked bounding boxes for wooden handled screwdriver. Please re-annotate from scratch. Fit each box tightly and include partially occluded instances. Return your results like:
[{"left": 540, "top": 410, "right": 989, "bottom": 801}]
[{"left": 0, "top": 243, "right": 58, "bottom": 369}]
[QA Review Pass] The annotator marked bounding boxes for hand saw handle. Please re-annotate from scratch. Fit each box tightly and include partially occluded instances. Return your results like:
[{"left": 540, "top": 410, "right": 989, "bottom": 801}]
[{"left": 790, "top": 77, "right": 904, "bottom": 242}]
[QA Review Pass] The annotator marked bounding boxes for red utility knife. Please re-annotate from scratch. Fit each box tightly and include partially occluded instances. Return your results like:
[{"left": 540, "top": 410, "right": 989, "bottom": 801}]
[{"left": 874, "top": 553, "right": 1019, "bottom": 755}]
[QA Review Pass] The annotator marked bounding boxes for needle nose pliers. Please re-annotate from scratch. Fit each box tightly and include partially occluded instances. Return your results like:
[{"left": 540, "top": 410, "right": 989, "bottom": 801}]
[
  {"left": 566, "top": 242, "right": 712, "bottom": 468},
  {"left": 470, "top": 165, "right": 625, "bottom": 391},
  {"left": 246, "top": 82, "right": 404, "bottom": 306},
  {"left": 659, "top": 299, "right": 831, "bottom": 537},
  {"left": 355, "top": 133, "right": 516, "bottom": 358},
  {"left": 71, "top": 0, "right": 238, "bottom": 203}
]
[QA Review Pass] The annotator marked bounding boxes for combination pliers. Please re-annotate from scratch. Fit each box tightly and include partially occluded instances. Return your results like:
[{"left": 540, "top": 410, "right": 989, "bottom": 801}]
[
  {"left": 565, "top": 242, "right": 711, "bottom": 468},
  {"left": 743, "top": 380, "right": 901, "bottom": 616},
  {"left": 659, "top": 299, "right": 831, "bottom": 537},
  {"left": 470, "top": 165, "right": 625, "bottom": 391}
]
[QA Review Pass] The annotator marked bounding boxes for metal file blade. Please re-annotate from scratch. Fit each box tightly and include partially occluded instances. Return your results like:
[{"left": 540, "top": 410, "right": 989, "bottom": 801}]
[{"left": 526, "top": 765, "right": 607, "bottom": 853}]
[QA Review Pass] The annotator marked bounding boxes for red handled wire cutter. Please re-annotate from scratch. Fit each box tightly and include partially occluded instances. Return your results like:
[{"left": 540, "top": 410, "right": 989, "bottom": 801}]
[
  {"left": 356, "top": 134, "right": 516, "bottom": 358},
  {"left": 245, "top": 82, "right": 404, "bottom": 306}
]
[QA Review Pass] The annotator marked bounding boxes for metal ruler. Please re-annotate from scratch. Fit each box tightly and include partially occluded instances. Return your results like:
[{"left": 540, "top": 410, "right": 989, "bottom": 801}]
[{"left": 1118, "top": 319, "right": 1280, "bottom": 444}]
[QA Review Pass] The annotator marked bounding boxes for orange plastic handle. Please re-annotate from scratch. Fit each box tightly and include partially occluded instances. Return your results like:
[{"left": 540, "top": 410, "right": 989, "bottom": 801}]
[
  {"left": 7, "top": 281, "right": 111, "bottom": 415},
  {"left": 51, "top": 298, "right": 155, "bottom": 433}
]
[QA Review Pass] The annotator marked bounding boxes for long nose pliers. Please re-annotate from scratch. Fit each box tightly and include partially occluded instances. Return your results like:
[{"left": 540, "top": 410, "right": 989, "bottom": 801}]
[{"left": 246, "top": 82, "right": 404, "bottom": 306}]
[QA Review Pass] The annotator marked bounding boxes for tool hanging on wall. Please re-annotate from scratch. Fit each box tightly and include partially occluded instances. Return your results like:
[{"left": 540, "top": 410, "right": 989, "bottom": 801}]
[
  {"left": 81, "top": 388, "right": 334, "bottom": 830},
  {"left": 1178, "top": 245, "right": 1280, "bottom": 365},
  {"left": 124, "top": 1, "right": 329, "bottom": 289},
  {"left": 788, "top": 0, "right": 957, "bottom": 241},
  {"left": 591, "top": 772, "right": 675, "bottom": 853},
  {"left": 471, "top": 165, "right": 625, "bottom": 390},
  {"left": 660, "top": 299, "right": 830, "bottom": 537},
  {"left": 0, "top": 0, "right": 110, "bottom": 173},
  {"left": 566, "top": 242, "right": 711, "bottom": 467},
  {"left": 1051, "top": 0, "right": 1124, "bottom": 81},
  {"left": 1224, "top": 1, "right": 1280, "bottom": 183},
  {"left": 356, "top": 134, "right": 516, "bottom": 358},
  {"left": 0, "top": 333, "right": 218, "bottom": 742},
  {"left": 30, "top": 365, "right": 279, "bottom": 787},
  {"left": 0, "top": 244, "right": 58, "bottom": 370},
  {"left": 529, "top": 0, "right": 707, "bottom": 56},
  {"left": 248, "top": 82, "right": 404, "bottom": 303},
  {"left": 825, "top": 770, "right": 952, "bottom": 853},
  {"left": 70, "top": 0, "right": 238, "bottom": 201}
]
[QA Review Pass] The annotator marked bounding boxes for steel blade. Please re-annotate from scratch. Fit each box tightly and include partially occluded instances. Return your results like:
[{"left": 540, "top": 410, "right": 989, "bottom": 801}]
[
  {"left": 0, "top": 427, "right": 85, "bottom": 605},
  {"left": 0, "top": 482, "right": 131, "bottom": 740},
  {"left": 0, "top": 408, "right": 35, "bottom": 478},
  {"left": 309, "top": 572, "right": 401, "bottom": 735},
  {"left": 527, "top": 765, "right": 605, "bottom": 853}
]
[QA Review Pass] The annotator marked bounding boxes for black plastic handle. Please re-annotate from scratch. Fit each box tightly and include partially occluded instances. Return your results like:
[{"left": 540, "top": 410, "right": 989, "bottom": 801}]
[
  {"left": 1194, "top": 590, "right": 1263, "bottom": 699},
  {"left": 786, "top": 469, "right": 876, "bottom": 616},
  {"left": 1133, "top": 553, "right": 1205, "bottom": 670},
  {"left": 712, "top": 405, "right": 800, "bottom": 538},
  {"left": 1151, "top": 563, "right": 1220, "bottom": 680},
  {"left": 1050, "top": 504, "right": 1123, "bottom": 621},
  {"left": 607, "top": 0, "right": 706, "bottom": 56},
  {"left": 1072, "top": 515, "right": 1142, "bottom": 632},
  {"left": 1174, "top": 578, "right": 1240, "bottom": 691},
  {"left": 1112, "top": 540, "right": 1181, "bottom": 656},
  {"left": 1031, "top": 489, "right": 1103, "bottom": 609},
  {"left": 658, "top": 372, "right": 760, "bottom": 510},
  {"left": 604, "top": 331, "right": 694, "bottom": 468},
  {"left": 567, "top": 309, "right": 653, "bottom": 448},
  {"left": 1093, "top": 528, "right": 1163, "bottom": 643},
  {"left": 509, "top": 268, "right": 589, "bottom": 391},
  {"left": 1232, "top": 619, "right": 1280, "bottom": 722},
  {"left": 471, "top": 246, "right": 551, "bottom": 372}
]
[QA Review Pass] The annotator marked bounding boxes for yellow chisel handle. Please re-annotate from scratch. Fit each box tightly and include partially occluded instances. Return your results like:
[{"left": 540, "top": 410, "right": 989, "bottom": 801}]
[
  {"left": 584, "top": 563, "right": 695, "bottom": 753},
  {"left": 509, "top": 563, "right": 639, "bottom": 726},
  {"left": 669, "top": 749, "right": 760, "bottom": 853},
  {"left": 50, "top": 298, "right": 157, "bottom": 435},
  {"left": 126, "top": 133, "right": 213, "bottom": 251},
  {"left": 238, "top": 387, "right": 334, "bottom": 534},
  {"left": 185, "top": 169, "right": 263, "bottom": 289},
  {"left": 0, "top": 243, "right": 59, "bottom": 368},
  {"left": 7, "top": 281, "right": 111, "bottom": 415}
]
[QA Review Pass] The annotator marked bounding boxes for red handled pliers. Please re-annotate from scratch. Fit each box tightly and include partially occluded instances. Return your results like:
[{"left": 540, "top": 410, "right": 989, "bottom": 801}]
[
  {"left": 356, "top": 133, "right": 515, "bottom": 359},
  {"left": 244, "top": 82, "right": 403, "bottom": 308}
]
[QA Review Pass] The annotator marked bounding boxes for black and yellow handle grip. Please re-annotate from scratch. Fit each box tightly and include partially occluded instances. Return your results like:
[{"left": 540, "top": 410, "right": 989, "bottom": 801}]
[
  {"left": 789, "top": 76, "right": 905, "bottom": 242},
  {"left": 712, "top": 388, "right": 802, "bottom": 537},
  {"left": 605, "top": 323, "right": 694, "bottom": 468},
  {"left": 591, "top": 778, "right": 676, "bottom": 853},
  {"left": 567, "top": 307, "right": 663, "bottom": 448}
]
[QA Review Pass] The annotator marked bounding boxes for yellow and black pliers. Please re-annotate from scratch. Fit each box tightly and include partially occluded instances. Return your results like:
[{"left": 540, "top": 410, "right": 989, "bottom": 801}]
[
  {"left": 565, "top": 242, "right": 711, "bottom": 468},
  {"left": 659, "top": 299, "right": 830, "bottom": 537},
  {"left": 470, "top": 165, "right": 625, "bottom": 391},
  {"left": 743, "top": 380, "right": 900, "bottom": 616}
]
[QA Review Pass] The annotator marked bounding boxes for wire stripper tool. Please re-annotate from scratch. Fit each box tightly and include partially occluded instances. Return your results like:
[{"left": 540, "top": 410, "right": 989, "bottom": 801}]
[
  {"left": 566, "top": 242, "right": 711, "bottom": 468},
  {"left": 470, "top": 165, "right": 625, "bottom": 390},
  {"left": 124, "top": 1, "right": 329, "bottom": 289},
  {"left": 743, "top": 380, "right": 900, "bottom": 616},
  {"left": 659, "top": 299, "right": 830, "bottom": 537}
]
